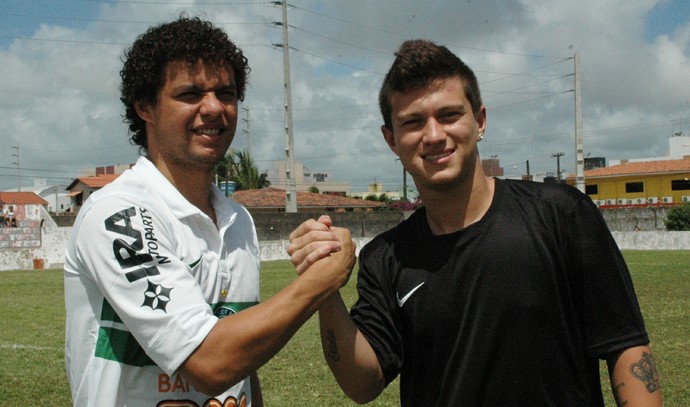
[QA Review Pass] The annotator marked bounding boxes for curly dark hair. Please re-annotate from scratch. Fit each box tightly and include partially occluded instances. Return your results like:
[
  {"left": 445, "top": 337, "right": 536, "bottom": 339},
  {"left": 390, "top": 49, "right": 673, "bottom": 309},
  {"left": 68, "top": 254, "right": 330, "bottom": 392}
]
[
  {"left": 378, "top": 39, "right": 482, "bottom": 130},
  {"left": 120, "top": 16, "right": 250, "bottom": 150}
]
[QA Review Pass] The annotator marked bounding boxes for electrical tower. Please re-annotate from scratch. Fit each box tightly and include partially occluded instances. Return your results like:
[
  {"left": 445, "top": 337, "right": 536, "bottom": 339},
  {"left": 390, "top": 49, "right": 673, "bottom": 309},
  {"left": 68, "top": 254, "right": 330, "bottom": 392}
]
[
  {"left": 12, "top": 146, "right": 21, "bottom": 192},
  {"left": 241, "top": 106, "right": 252, "bottom": 159}
]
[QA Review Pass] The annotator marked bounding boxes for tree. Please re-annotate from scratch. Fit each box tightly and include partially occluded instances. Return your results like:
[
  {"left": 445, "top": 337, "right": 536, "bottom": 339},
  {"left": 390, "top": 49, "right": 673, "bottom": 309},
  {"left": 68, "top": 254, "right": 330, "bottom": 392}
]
[
  {"left": 215, "top": 149, "right": 271, "bottom": 191},
  {"left": 664, "top": 203, "right": 690, "bottom": 231}
]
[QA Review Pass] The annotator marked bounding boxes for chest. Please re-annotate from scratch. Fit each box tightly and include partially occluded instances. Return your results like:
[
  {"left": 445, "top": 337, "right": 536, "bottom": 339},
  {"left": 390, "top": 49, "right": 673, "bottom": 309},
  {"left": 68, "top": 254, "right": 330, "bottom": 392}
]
[
  {"left": 392, "top": 220, "right": 573, "bottom": 338},
  {"left": 174, "top": 217, "right": 260, "bottom": 303}
]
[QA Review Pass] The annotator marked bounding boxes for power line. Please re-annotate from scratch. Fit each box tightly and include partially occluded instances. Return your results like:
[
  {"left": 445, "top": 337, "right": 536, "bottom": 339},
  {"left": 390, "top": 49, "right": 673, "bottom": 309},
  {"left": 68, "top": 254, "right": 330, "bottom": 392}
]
[
  {"left": 1, "top": 12, "right": 264, "bottom": 25},
  {"left": 290, "top": 46, "right": 384, "bottom": 75},
  {"left": 292, "top": 26, "right": 389, "bottom": 57}
]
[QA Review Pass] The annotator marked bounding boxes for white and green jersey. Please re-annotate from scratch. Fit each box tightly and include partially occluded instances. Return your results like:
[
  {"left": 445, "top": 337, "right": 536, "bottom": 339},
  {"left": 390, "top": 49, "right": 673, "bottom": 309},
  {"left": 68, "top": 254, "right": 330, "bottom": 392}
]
[{"left": 64, "top": 156, "right": 260, "bottom": 407}]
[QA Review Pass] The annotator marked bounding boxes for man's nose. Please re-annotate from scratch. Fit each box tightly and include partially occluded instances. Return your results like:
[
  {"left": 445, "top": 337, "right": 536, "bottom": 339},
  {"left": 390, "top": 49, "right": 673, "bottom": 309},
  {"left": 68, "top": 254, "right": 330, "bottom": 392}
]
[
  {"left": 200, "top": 93, "right": 224, "bottom": 116},
  {"left": 424, "top": 118, "right": 444, "bottom": 143}
]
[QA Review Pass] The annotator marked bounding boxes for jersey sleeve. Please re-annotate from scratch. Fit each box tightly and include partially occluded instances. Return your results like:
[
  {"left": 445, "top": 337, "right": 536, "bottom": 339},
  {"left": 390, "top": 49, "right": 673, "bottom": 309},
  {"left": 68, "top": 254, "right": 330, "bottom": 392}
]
[
  {"left": 569, "top": 195, "right": 649, "bottom": 358},
  {"left": 350, "top": 237, "right": 404, "bottom": 385},
  {"left": 71, "top": 193, "right": 218, "bottom": 375}
]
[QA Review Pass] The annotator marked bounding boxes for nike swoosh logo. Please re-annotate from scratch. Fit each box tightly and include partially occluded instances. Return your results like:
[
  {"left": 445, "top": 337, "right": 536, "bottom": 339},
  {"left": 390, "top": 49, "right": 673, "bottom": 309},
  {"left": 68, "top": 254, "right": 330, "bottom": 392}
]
[{"left": 396, "top": 282, "right": 425, "bottom": 307}]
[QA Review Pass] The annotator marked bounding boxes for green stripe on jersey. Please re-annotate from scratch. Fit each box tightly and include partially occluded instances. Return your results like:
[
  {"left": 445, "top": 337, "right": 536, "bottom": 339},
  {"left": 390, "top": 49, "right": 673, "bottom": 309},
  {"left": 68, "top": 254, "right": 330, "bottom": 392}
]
[
  {"left": 95, "top": 326, "right": 155, "bottom": 367},
  {"left": 94, "top": 299, "right": 258, "bottom": 366}
]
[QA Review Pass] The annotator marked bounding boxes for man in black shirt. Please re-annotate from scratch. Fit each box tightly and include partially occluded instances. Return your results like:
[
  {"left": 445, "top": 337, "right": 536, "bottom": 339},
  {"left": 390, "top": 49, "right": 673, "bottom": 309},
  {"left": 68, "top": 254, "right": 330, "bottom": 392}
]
[{"left": 288, "top": 39, "right": 661, "bottom": 406}]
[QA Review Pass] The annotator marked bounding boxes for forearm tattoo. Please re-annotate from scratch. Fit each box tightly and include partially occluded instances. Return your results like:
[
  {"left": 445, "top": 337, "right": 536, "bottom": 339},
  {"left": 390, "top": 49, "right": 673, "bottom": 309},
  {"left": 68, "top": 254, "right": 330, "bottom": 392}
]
[
  {"left": 325, "top": 329, "right": 341, "bottom": 362},
  {"left": 629, "top": 351, "right": 660, "bottom": 393}
]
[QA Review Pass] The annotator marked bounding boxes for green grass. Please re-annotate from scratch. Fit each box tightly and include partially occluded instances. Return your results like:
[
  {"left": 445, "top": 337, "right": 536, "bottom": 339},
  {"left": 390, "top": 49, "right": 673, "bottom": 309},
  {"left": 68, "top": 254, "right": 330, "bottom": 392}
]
[
  {"left": 599, "top": 251, "right": 690, "bottom": 406},
  {"left": 0, "top": 251, "right": 687, "bottom": 406}
]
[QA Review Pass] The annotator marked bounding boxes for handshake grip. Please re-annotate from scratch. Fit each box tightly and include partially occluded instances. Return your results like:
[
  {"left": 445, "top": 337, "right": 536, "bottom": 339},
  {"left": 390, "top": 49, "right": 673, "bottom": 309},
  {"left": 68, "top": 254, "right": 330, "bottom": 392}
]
[{"left": 316, "top": 227, "right": 356, "bottom": 290}]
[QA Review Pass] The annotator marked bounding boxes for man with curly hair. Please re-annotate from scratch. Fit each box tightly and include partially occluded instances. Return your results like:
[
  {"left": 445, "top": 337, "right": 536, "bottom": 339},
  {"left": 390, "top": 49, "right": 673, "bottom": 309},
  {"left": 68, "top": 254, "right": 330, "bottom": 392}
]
[{"left": 64, "top": 17, "right": 354, "bottom": 407}]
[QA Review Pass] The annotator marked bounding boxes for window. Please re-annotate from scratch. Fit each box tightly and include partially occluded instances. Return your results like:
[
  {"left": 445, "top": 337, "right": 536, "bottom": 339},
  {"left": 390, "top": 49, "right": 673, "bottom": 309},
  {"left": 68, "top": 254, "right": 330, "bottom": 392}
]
[
  {"left": 585, "top": 184, "right": 598, "bottom": 195},
  {"left": 625, "top": 182, "right": 644, "bottom": 193},
  {"left": 671, "top": 179, "right": 690, "bottom": 191}
]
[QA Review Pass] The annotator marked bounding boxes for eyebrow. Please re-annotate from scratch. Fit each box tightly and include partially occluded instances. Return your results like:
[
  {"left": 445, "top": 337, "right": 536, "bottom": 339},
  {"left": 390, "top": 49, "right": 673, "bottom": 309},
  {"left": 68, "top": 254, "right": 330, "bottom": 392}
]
[
  {"left": 171, "top": 82, "right": 236, "bottom": 93},
  {"left": 396, "top": 104, "right": 468, "bottom": 121}
]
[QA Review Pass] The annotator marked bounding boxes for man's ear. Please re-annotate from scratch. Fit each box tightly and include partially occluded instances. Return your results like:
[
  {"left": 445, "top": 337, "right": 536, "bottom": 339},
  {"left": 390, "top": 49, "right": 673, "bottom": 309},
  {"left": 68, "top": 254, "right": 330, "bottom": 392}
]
[
  {"left": 381, "top": 125, "right": 397, "bottom": 151},
  {"left": 134, "top": 101, "right": 153, "bottom": 123},
  {"left": 476, "top": 105, "right": 487, "bottom": 135}
]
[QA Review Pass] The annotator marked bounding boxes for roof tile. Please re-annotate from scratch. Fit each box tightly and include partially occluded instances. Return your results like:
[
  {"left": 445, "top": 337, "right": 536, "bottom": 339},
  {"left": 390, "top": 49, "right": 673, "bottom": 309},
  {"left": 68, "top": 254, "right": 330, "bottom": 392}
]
[
  {"left": 0, "top": 191, "right": 49, "bottom": 205},
  {"left": 584, "top": 157, "right": 690, "bottom": 178},
  {"left": 67, "top": 174, "right": 121, "bottom": 190},
  {"left": 232, "top": 188, "right": 386, "bottom": 209}
]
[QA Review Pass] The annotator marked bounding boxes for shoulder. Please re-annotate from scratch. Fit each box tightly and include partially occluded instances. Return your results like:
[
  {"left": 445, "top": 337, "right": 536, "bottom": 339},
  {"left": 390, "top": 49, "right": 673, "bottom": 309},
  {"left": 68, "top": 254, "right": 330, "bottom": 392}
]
[
  {"left": 75, "top": 171, "right": 173, "bottom": 234},
  {"left": 361, "top": 208, "right": 426, "bottom": 257},
  {"left": 498, "top": 178, "right": 590, "bottom": 212}
]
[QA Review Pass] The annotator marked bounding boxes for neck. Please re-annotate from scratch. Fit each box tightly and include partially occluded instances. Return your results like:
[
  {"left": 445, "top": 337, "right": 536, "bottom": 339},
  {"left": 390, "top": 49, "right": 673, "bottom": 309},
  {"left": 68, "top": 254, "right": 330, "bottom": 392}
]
[
  {"left": 150, "top": 158, "right": 218, "bottom": 224},
  {"left": 419, "top": 173, "right": 495, "bottom": 236}
]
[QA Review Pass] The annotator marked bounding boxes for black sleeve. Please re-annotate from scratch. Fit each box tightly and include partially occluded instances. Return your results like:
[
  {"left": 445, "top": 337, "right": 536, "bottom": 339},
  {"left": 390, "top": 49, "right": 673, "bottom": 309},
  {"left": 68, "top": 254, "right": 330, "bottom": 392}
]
[
  {"left": 350, "top": 237, "right": 404, "bottom": 385},
  {"left": 570, "top": 195, "right": 649, "bottom": 358}
]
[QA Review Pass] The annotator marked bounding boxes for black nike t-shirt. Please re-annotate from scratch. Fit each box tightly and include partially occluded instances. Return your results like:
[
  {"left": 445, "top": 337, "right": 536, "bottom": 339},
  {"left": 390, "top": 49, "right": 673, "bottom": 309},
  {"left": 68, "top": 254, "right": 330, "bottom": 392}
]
[{"left": 351, "top": 178, "right": 648, "bottom": 406}]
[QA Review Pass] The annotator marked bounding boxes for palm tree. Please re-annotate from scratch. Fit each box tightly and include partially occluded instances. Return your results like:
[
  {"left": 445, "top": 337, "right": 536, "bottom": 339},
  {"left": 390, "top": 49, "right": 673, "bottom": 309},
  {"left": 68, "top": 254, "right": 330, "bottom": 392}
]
[{"left": 215, "top": 149, "right": 270, "bottom": 191}]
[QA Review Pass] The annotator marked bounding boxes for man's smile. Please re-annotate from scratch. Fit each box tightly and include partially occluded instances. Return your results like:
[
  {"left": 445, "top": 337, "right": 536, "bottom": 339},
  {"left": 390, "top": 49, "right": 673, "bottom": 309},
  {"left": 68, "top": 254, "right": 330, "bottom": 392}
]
[{"left": 423, "top": 150, "right": 453, "bottom": 162}]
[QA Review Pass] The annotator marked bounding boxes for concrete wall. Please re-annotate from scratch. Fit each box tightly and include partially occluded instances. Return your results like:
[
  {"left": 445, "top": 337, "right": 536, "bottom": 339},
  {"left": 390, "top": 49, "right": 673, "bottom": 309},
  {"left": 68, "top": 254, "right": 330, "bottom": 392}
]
[
  {"left": 0, "top": 227, "right": 73, "bottom": 270},
  {"left": 0, "top": 207, "right": 686, "bottom": 270},
  {"left": 600, "top": 207, "right": 671, "bottom": 231},
  {"left": 250, "top": 211, "right": 404, "bottom": 241},
  {"left": 1, "top": 226, "right": 688, "bottom": 271},
  {"left": 45, "top": 206, "right": 677, "bottom": 233},
  {"left": 611, "top": 231, "right": 690, "bottom": 250}
]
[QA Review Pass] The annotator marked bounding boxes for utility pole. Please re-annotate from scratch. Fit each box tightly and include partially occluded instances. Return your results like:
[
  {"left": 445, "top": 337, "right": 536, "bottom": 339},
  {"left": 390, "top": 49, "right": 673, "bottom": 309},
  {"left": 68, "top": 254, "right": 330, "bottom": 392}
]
[
  {"left": 402, "top": 168, "right": 408, "bottom": 201},
  {"left": 396, "top": 158, "right": 408, "bottom": 201},
  {"left": 522, "top": 160, "right": 531, "bottom": 181},
  {"left": 552, "top": 152, "right": 565, "bottom": 181},
  {"left": 12, "top": 145, "right": 20, "bottom": 192},
  {"left": 277, "top": 0, "right": 297, "bottom": 212},
  {"left": 241, "top": 106, "right": 252, "bottom": 159},
  {"left": 574, "top": 53, "right": 585, "bottom": 192}
]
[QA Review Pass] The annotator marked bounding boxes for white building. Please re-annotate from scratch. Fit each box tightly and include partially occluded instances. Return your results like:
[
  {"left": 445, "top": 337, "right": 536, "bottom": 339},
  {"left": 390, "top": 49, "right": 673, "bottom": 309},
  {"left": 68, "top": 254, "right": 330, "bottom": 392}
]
[{"left": 267, "top": 159, "right": 351, "bottom": 195}]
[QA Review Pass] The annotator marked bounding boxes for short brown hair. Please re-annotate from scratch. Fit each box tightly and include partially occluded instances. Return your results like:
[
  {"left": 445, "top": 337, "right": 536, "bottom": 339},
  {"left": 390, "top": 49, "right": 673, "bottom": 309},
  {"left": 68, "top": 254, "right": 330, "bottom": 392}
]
[{"left": 378, "top": 39, "right": 482, "bottom": 130}]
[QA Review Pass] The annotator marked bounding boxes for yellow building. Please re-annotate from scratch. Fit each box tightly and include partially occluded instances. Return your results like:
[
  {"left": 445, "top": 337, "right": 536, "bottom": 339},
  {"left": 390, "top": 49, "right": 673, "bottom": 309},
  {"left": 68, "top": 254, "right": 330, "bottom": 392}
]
[{"left": 567, "top": 157, "right": 690, "bottom": 206}]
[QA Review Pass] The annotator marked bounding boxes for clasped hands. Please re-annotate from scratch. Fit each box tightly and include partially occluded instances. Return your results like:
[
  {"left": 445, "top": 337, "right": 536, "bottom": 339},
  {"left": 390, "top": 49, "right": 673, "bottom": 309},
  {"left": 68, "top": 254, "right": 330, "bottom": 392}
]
[{"left": 288, "top": 215, "right": 356, "bottom": 288}]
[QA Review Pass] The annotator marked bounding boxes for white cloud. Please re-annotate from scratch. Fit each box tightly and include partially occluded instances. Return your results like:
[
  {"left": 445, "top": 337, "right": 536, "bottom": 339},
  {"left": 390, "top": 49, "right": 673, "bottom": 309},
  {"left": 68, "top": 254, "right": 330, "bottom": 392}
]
[{"left": 1, "top": 0, "right": 688, "bottom": 191}]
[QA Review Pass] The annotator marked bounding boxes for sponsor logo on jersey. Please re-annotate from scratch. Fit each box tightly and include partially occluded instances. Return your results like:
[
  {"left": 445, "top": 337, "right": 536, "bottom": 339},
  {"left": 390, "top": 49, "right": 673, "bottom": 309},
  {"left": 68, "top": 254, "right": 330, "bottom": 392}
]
[
  {"left": 213, "top": 302, "right": 258, "bottom": 319},
  {"left": 104, "top": 206, "right": 172, "bottom": 310},
  {"left": 157, "top": 374, "right": 248, "bottom": 406}
]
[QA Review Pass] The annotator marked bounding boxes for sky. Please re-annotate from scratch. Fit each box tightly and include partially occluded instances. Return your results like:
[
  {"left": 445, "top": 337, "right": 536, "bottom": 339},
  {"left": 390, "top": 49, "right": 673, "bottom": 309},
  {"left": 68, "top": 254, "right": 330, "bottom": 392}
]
[{"left": 1, "top": 0, "right": 689, "bottom": 194}]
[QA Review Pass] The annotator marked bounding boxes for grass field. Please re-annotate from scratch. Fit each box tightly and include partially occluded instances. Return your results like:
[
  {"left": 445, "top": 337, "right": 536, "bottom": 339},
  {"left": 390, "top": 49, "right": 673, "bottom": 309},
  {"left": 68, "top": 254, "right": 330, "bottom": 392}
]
[{"left": 0, "top": 251, "right": 687, "bottom": 406}]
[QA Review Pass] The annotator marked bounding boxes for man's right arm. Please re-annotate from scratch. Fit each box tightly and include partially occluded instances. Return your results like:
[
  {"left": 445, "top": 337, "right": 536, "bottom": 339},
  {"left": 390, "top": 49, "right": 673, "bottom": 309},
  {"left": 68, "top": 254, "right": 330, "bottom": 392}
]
[
  {"left": 179, "top": 231, "right": 355, "bottom": 396},
  {"left": 318, "top": 292, "right": 386, "bottom": 404}
]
